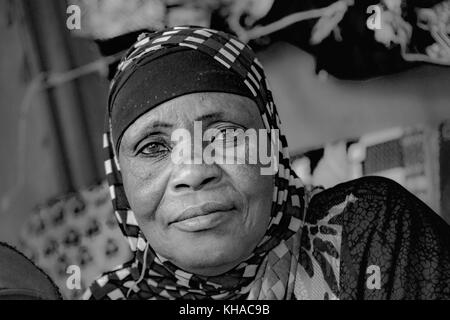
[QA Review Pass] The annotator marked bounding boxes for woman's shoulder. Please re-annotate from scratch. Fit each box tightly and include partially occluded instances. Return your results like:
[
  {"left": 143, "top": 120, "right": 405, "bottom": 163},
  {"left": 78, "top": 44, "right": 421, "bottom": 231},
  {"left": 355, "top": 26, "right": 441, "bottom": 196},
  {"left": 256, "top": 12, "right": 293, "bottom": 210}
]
[
  {"left": 308, "top": 175, "right": 450, "bottom": 233},
  {"left": 306, "top": 176, "right": 450, "bottom": 299},
  {"left": 310, "top": 175, "right": 418, "bottom": 207},
  {"left": 304, "top": 176, "right": 402, "bottom": 227}
]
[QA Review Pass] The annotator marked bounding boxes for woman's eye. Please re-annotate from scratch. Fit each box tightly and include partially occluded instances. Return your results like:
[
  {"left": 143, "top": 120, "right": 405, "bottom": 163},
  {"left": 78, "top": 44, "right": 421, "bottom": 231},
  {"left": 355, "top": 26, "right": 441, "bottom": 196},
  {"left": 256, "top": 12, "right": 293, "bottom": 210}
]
[
  {"left": 139, "top": 142, "right": 169, "bottom": 156},
  {"left": 211, "top": 128, "right": 245, "bottom": 146},
  {"left": 211, "top": 130, "right": 226, "bottom": 141}
]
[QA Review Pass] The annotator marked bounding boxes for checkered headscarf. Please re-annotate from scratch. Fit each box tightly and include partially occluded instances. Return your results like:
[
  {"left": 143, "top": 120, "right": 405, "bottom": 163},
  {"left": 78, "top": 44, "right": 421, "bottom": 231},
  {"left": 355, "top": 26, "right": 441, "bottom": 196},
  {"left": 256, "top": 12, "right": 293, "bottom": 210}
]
[{"left": 86, "top": 26, "right": 308, "bottom": 300}]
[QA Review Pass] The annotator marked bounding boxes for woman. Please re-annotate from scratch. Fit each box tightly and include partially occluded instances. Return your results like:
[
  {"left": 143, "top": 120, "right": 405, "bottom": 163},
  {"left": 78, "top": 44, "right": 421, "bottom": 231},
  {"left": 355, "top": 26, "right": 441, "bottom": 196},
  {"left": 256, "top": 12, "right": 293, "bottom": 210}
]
[{"left": 84, "top": 26, "right": 450, "bottom": 300}]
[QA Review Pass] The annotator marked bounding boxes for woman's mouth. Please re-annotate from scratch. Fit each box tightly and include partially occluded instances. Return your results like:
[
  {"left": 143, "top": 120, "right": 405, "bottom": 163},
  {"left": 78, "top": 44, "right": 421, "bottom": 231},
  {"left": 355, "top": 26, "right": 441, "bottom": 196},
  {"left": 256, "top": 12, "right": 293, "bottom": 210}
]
[{"left": 170, "top": 202, "right": 235, "bottom": 232}]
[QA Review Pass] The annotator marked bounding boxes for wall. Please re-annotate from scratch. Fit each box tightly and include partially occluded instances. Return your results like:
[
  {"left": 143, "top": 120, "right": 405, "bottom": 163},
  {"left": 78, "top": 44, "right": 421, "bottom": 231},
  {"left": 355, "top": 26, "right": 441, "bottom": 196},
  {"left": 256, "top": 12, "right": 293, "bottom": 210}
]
[{"left": 0, "top": 0, "right": 108, "bottom": 245}]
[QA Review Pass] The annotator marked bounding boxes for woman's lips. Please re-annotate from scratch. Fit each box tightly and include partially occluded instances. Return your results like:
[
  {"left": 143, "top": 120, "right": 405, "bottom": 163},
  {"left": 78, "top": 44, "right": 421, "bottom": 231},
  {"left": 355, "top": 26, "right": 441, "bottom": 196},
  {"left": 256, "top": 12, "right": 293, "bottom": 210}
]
[{"left": 170, "top": 202, "right": 235, "bottom": 232}]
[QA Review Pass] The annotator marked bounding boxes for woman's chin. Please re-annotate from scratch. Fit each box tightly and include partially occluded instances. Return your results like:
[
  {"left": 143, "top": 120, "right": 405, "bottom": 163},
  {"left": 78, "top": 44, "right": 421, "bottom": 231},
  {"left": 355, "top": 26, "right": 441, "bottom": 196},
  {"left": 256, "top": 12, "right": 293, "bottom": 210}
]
[{"left": 166, "top": 236, "right": 250, "bottom": 276}]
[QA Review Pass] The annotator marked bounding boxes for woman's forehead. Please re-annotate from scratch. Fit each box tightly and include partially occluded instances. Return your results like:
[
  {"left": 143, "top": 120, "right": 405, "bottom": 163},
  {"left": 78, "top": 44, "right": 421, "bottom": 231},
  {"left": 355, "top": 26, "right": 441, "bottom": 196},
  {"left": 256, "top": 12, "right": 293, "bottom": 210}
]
[{"left": 130, "top": 92, "right": 261, "bottom": 130}]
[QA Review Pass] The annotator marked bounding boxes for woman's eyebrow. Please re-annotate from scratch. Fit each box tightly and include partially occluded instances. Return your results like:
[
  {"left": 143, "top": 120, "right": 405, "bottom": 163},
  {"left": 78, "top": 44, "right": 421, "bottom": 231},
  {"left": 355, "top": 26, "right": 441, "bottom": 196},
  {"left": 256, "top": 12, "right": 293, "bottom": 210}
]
[
  {"left": 134, "top": 121, "right": 173, "bottom": 137},
  {"left": 195, "top": 112, "right": 224, "bottom": 122},
  {"left": 147, "top": 121, "right": 173, "bottom": 129}
]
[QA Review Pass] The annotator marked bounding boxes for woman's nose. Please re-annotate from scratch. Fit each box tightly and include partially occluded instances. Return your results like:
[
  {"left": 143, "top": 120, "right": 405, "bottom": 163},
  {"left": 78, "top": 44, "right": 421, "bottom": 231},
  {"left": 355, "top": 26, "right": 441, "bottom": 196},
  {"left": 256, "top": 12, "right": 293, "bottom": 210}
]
[{"left": 169, "top": 163, "right": 223, "bottom": 192}]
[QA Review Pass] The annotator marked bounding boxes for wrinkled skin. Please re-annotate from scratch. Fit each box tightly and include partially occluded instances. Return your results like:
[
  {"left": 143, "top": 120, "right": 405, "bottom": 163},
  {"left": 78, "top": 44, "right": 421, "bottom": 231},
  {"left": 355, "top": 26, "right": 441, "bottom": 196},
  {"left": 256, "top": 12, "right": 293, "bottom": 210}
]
[{"left": 118, "top": 92, "right": 274, "bottom": 276}]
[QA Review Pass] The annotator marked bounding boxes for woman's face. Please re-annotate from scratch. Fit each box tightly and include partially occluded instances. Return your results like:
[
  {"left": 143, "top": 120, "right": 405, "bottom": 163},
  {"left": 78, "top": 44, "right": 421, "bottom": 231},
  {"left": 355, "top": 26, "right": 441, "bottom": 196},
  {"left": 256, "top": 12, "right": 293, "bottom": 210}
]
[{"left": 118, "top": 92, "right": 273, "bottom": 276}]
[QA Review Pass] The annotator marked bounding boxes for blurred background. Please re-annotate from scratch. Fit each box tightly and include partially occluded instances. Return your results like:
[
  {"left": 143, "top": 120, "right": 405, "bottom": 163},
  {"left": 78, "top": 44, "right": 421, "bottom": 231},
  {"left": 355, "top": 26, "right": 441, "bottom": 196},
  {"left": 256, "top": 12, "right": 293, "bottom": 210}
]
[{"left": 0, "top": 0, "right": 449, "bottom": 299}]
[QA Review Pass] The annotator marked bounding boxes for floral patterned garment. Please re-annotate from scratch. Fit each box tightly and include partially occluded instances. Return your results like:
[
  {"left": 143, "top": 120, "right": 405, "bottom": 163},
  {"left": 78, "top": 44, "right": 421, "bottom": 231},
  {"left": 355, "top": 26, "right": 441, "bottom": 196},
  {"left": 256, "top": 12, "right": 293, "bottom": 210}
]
[{"left": 303, "top": 176, "right": 450, "bottom": 299}]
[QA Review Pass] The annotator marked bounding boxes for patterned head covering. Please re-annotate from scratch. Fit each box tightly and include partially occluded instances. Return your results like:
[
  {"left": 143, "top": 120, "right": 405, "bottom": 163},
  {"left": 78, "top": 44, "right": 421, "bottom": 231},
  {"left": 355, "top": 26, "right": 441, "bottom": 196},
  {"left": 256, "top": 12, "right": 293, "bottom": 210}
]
[{"left": 85, "top": 26, "right": 331, "bottom": 300}]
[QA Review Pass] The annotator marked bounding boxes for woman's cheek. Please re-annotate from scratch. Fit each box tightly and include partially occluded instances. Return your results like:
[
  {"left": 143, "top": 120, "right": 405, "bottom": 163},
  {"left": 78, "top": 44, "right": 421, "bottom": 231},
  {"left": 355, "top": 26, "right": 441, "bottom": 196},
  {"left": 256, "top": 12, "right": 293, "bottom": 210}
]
[
  {"left": 120, "top": 157, "right": 169, "bottom": 222},
  {"left": 223, "top": 162, "right": 273, "bottom": 215},
  {"left": 233, "top": 158, "right": 272, "bottom": 190}
]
